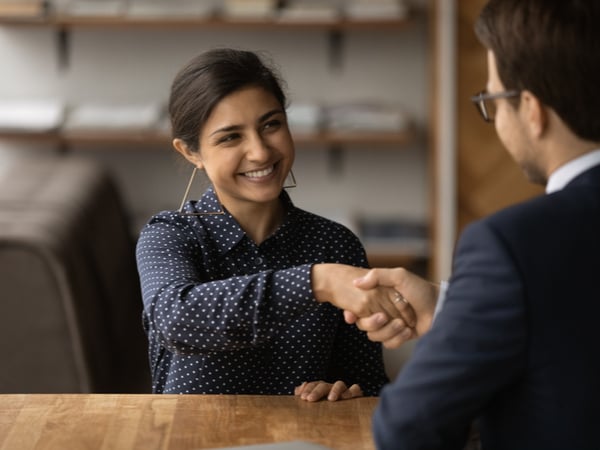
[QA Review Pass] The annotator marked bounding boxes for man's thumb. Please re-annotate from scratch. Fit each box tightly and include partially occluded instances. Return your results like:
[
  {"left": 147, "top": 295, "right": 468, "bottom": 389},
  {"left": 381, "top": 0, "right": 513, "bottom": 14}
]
[{"left": 353, "top": 269, "right": 378, "bottom": 290}]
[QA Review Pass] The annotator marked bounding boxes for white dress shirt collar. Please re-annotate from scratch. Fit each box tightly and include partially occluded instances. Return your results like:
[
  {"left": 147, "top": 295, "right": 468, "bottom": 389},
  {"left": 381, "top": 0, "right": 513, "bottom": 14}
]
[
  {"left": 546, "top": 149, "right": 600, "bottom": 194},
  {"left": 436, "top": 149, "right": 600, "bottom": 319}
]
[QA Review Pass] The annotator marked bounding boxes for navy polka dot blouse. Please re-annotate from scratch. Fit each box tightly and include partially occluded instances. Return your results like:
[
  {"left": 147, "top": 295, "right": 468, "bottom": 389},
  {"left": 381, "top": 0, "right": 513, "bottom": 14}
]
[{"left": 136, "top": 188, "right": 388, "bottom": 395}]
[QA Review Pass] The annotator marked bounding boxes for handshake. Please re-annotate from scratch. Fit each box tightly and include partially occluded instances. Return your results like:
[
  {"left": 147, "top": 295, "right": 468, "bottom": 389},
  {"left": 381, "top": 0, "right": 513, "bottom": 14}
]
[{"left": 311, "top": 264, "right": 440, "bottom": 348}]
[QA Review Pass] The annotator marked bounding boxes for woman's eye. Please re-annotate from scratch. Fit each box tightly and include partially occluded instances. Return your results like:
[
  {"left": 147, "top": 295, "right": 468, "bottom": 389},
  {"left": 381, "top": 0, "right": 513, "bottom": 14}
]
[
  {"left": 263, "top": 120, "right": 282, "bottom": 131},
  {"left": 217, "top": 133, "right": 239, "bottom": 144}
]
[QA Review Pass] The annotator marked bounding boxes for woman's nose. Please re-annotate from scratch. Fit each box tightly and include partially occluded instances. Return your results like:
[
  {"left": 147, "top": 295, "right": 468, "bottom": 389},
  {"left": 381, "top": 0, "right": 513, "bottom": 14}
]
[{"left": 245, "top": 132, "right": 271, "bottom": 160}]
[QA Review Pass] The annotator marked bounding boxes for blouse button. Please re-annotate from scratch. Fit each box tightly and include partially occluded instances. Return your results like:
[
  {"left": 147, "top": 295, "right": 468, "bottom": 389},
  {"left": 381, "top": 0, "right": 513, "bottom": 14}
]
[{"left": 255, "top": 257, "right": 264, "bottom": 265}]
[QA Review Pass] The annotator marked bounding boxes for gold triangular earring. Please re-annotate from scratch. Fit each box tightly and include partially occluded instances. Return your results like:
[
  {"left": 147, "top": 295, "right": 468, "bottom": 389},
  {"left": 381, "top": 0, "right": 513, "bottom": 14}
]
[
  {"left": 178, "top": 167, "right": 224, "bottom": 216},
  {"left": 284, "top": 169, "right": 297, "bottom": 189}
]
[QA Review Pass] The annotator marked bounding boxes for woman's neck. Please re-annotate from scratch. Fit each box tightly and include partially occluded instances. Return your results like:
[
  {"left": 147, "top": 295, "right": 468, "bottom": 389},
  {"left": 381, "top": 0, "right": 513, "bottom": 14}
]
[{"left": 229, "top": 198, "right": 286, "bottom": 245}]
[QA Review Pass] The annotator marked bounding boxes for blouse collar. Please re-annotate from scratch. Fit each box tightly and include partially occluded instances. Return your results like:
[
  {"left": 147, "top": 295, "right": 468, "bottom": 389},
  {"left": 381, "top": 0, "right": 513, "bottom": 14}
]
[{"left": 182, "top": 187, "right": 298, "bottom": 255}]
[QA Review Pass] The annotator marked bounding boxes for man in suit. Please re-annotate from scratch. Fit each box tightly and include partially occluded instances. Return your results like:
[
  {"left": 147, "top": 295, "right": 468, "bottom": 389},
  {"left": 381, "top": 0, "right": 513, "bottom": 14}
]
[{"left": 345, "top": 0, "right": 600, "bottom": 448}]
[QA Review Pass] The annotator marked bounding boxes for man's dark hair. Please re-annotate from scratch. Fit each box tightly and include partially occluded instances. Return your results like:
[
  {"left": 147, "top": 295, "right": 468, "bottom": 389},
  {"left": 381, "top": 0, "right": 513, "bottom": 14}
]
[{"left": 475, "top": 0, "right": 600, "bottom": 141}]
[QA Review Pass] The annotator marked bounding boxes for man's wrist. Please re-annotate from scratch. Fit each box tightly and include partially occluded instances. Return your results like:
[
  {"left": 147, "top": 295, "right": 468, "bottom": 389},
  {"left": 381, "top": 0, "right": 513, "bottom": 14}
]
[{"left": 433, "top": 280, "right": 449, "bottom": 320}]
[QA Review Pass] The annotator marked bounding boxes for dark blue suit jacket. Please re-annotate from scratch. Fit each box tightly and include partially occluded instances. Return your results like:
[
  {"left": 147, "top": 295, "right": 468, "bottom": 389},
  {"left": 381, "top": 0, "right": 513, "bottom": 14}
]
[{"left": 373, "top": 163, "right": 600, "bottom": 450}]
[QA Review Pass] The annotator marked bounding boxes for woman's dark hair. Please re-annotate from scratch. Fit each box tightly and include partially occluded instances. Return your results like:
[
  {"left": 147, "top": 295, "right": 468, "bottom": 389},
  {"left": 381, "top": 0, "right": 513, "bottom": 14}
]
[
  {"left": 475, "top": 0, "right": 600, "bottom": 141},
  {"left": 169, "top": 48, "right": 288, "bottom": 152}
]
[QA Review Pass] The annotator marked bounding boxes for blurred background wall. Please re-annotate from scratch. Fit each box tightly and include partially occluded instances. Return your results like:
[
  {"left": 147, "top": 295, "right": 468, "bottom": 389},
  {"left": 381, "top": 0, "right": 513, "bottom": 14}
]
[
  {"left": 0, "top": 0, "right": 543, "bottom": 386},
  {"left": 0, "top": 0, "right": 431, "bottom": 247}
]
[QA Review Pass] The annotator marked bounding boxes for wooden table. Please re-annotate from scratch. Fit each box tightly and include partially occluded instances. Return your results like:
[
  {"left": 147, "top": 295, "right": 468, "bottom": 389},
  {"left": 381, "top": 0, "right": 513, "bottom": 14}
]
[{"left": 0, "top": 394, "right": 379, "bottom": 450}]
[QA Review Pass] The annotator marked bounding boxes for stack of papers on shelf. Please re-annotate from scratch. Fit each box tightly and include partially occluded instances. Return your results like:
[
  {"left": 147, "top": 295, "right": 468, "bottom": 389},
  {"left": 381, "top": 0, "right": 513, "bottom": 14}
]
[
  {"left": 0, "top": 99, "right": 65, "bottom": 132},
  {"left": 126, "top": 0, "right": 215, "bottom": 19},
  {"left": 0, "top": 0, "right": 48, "bottom": 18},
  {"left": 323, "top": 102, "right": 410, "bottom": 133},
  {"left": 358, "top": 217, "right": 429, "bottom": 257},
  {"left": 286, "top": 102, "right": 323, "bottom": 134},
  {"left": 221, "top": 0, "right": 278, "bottom": 20},
  {"left": 62, "top": 0, "right": 126, "bottom": 17},
  {"left": 344, "top": 0, "right": 408, "bottom": 20},
  {"left": 63, "top": 102, "right": 164, "bottom": 132},
  {"left": 278, "top": 1, "right": 340, "bottom": 23}
]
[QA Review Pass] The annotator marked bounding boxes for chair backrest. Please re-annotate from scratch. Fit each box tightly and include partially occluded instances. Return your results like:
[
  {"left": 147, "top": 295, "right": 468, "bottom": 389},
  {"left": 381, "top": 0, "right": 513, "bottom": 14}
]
[{"left": 0, "top": 156, "right": 150, "bottom": 393}]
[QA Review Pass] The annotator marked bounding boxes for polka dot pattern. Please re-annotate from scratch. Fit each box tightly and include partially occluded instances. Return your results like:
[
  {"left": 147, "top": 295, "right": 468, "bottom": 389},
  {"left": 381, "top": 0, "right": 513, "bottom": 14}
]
[{"left": 136, "top": 188, "right": 388, "bottom": 395}]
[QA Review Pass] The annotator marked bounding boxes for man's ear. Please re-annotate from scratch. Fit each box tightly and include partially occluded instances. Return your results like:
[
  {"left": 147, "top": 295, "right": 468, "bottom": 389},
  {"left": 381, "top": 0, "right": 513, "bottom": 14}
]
[
  {"left": 520, "top": 90, "right": 547, "bottom": 138},
  {"left": 173, "top": 138, "right": 204, "bottom": 169}
]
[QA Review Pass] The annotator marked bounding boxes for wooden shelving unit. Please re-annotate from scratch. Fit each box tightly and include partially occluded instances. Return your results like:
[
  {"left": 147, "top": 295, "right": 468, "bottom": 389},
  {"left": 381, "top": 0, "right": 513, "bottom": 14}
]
[{"left": 0, "top": 9, "right": 428, "bottom": 273}]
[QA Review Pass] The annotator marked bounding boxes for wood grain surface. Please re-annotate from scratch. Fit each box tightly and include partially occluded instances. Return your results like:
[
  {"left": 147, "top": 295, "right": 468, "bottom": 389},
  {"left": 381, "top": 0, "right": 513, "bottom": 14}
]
[{"left": 0, "top": 394, "right": 379, "bottom": 450}]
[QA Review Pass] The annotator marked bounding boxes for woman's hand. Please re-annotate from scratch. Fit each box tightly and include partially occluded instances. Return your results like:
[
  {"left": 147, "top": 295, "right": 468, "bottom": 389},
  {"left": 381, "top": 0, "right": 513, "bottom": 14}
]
[
  {"left": 294, "top": 380, "right": 363, "bottom": 402},
  {"left": 311, "top": 264, "right": 406, "bottom": 321}
]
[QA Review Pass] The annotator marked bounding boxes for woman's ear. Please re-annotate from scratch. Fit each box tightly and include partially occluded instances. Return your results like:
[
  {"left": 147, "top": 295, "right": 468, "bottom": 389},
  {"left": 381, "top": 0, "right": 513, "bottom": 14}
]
[
  {"left": 173, "top": 138, "right": 204, "bottom": 169},
  {"left": 520, "top": 90, "right": 547, "bottom": 138}
]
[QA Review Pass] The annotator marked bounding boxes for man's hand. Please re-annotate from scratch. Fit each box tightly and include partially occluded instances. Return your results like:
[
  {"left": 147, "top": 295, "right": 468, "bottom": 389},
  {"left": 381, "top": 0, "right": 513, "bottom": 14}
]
[
  {"left": 311, "top": 264, "right": 406, "bottom": 320},
  {"left": 345, "top": 268, "right": 439, "bottom": 348},
  {"left": 344, "top": 310, "right": 417, "bottom": 349}
]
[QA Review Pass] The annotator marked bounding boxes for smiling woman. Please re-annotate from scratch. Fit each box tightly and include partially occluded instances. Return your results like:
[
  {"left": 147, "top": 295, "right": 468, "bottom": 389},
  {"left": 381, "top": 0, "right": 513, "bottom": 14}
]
[
  {"left": 174, "top": 85, "right": 294, "bottom": 243},
  {"left": 135, "top": 48, "right": 391, "bottom": 401}
]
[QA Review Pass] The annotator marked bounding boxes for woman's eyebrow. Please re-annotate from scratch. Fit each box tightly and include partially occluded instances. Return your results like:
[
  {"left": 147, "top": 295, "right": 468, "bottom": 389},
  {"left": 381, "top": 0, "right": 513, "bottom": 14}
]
[
  {"left": 209, "top": 124, "right": 241, "bottom": 137},
  {"left": 209, "top": 109, "right": 285, "bottom": 137},
  {"left": 258, "top": 109, "right": 285, "bottom": 123}
]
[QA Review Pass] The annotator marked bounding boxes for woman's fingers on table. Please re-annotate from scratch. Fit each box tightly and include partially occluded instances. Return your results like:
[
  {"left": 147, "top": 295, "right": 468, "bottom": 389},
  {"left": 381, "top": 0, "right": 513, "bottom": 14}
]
[
  {"left": 339, "top": 383, "right": 363, "bottom": 400},
  {"left": 295, "top": 380, "right": 362, "bottom": 402}
]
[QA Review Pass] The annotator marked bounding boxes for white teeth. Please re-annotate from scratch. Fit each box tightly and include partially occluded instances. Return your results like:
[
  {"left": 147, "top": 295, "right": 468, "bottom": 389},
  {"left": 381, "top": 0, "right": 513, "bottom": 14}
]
[{"left": 244, "top": 166, "right": 274, "bottom": 178}]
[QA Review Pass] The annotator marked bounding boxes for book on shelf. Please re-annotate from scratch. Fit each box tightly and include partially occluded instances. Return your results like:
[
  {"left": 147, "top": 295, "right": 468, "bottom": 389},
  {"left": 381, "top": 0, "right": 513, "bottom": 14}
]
[
  {"left": 277, "top": 0, "right": 340, "bottom": 23},
  {"left": 286, "top": 102, "right": 323, "bottom": 135},
  {"left": 126, "top": 0, "right": 215, "bottom": 20},
  {"left": 0, "top": 0, "right": 48, "bottom": 19},
  {"left": 0, "top": 99, "right": 64, "bottom": 132},
  {"left": 358, "top": 217, "right": 429, "bottom": 258},
  {"left": 220, "top": 0, "right": 278, "bottom": 20},
  {"left": 63, "top": 102, "right": 164, "bottom": 133},
  {"left": 287, "top": 100, "right": 414, "bottom": 137},
  {"left": 61, "top": 0, "right": 126, "bottom": 17},
  {"left": 343, "top": 0, "right": 409, "bottom": 21},
  {"left": 323, "top": 102, "right": 411, "bottom": 133}
]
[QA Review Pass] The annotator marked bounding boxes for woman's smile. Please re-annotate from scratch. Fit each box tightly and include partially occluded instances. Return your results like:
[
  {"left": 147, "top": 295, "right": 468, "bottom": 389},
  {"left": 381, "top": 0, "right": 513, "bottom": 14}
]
[{"left": 242, "top": 164, "right": 275, "bottom": 179}]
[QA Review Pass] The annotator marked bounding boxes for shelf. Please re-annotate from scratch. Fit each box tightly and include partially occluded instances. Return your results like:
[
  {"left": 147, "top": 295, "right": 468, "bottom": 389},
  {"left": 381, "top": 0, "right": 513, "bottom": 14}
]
[
  {"left": 0, "top": 128, "right": 416, "bottom": 150},
  {"left": 0, "top": 131, "right": 61, "bottom": 141},
  {"left": 0, "top": 12, "right": 416, "bottom": 71},
  {"left": 0, "top": 16, "right": 413, "bottom": 31},
  {"left": 62, "top": 130, "right": 170, "bottom": 147}
]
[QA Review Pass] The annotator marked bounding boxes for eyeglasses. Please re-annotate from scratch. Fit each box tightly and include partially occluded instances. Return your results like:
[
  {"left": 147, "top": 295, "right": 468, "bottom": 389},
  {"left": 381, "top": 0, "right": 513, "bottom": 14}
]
[{"left": 470, "top": 90, "right": 520, "bottom": 122}]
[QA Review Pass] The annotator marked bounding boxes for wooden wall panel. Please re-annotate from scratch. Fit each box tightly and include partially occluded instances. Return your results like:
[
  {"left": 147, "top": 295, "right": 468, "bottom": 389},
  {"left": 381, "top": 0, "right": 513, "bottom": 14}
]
[
  {"left": 456, "top": 0, "right": 542, "bottom": 233},
  {"left": 428, "top": 0, "right": 440, "bottom": 278}
]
